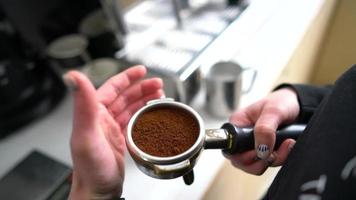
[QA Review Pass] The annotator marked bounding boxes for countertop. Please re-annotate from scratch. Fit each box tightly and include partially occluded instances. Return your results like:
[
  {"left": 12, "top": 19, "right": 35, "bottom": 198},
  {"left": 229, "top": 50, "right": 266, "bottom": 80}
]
[{"left": 0, "top": 0, "right": 326, "bottom": 199}]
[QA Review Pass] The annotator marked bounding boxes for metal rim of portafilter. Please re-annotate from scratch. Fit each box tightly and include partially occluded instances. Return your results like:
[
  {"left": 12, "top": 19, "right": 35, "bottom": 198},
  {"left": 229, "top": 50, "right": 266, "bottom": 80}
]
[{"left": 127, "top": 98, "right": 205, "bottom": 185}]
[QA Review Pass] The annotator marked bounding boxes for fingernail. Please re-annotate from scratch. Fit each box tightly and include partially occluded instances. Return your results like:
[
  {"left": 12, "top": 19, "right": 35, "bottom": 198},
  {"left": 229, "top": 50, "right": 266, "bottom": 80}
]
[
  {"left": 160, "top": 93, "right": 166, "bottom": 98},
  {"left": 254, "top": 156, "right": 262, "bottom": 161},
  {"left": 266, "top": 153, "right": 276, "bottom": 166},
  {"left": 256, "top": 144, "right": 270, "bottom": 159},
  {"left": 288, "top": 141, "right": 295, "bottom": 151},
  {"left": 62, "top": 73, "right": 78, "bottom": 92},
  {"left": 222, "top": 151, "right": 230, "bottom": 159}
]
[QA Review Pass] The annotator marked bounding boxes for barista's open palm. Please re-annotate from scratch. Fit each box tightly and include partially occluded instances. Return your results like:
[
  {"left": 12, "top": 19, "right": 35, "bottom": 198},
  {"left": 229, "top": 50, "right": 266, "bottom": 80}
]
[{"left": 64, "top": 66, "right": 163, "bottom": 199}]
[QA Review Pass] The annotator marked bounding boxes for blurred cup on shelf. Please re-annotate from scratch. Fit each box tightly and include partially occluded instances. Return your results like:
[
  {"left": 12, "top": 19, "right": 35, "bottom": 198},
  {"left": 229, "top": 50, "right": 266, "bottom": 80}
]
[
  {"left": 82, "top": 58, "right": 123, "bottom": 88},
  {"left": 79, "top": 9, "right": 122, "bottom": 59},
  {"left": 205, "top": 61, "right": 257, "bottom": 118},
  {"left": 47, "top": 34, "right": 90, "bottom": 69}
]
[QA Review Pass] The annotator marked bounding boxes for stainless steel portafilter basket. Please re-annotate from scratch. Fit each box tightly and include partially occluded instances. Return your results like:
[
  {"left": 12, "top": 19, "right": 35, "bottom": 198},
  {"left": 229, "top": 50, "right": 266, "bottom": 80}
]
[
  {"left": 126, "top": 98, "right": 305, "bottom": 185},
  {"left": 127, "top": 98, "right": 205, "bottom": 185}
]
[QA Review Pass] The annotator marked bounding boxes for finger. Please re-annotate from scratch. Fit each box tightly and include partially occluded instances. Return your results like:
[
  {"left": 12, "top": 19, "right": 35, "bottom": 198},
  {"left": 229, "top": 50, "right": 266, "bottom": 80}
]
[
  {"left": 234, "top": 160, "right": 268, "bottom": 175},
  {"left": 230, "top": 156, "right": 268, "bottom": 175},
  {"left": 229, "top": 100, "right": 264, "bottom": 126},
  {"left": 97, "top": 65, "right": 147, "bottom": 106},
  {"left": 63, "top": 71, "right": 98, "bottom": 134},
  {"left": 226, "top": 150, "right": 267, "bottom": 175},
  {"left": 115, "top": 90, "right": 164, "bottom": 128},
  {"left": 227, "top": 150, "right": 258, "bottom": 166},
  {"left": 229, "top": 108, "right": 254, "bottom": 127},
  {"left": 108, "top": 78, "right": 163, "bottom": 117},
  {"left": 254, "top": 105, "right": 285, "bottom": 160},
  {"left": 267, "top": 139, "right": 296, "bottom": 167}
]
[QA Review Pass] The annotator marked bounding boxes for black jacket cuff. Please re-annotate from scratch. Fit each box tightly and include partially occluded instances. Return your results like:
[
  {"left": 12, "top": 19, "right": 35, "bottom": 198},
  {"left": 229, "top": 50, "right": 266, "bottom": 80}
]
[{"left": 274, "top": 83, "right": 332, "bottom": 123}]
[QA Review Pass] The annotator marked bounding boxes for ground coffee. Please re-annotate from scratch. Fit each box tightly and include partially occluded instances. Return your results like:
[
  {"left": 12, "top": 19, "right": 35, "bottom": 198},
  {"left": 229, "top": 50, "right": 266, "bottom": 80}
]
[{"left": 132, "top": 106, "right": 199, "bottom": 157}]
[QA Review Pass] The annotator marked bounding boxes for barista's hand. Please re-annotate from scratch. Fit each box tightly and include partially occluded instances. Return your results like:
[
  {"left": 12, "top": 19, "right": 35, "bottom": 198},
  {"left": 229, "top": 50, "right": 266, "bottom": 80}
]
[
  {"left": 64, "top": 66, "right": 163, "bottom": 199},
  {"left": 226, "top": 88, "right": 299, "bottom": 175}
]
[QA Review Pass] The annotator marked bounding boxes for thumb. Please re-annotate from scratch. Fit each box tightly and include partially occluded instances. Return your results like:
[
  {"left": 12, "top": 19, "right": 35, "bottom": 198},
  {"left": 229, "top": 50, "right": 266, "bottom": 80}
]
[{"left": 63, "top": 71, "right": 98, "bottom": 133}]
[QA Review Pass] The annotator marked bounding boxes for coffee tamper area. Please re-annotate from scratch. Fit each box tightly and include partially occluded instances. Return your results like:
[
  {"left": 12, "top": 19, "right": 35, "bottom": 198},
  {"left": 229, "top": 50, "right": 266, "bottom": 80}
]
[
  {"left": 192, "top": 123, "right": 305, "bottom": 185},
  {"left": 205, "top": 123, "right": 306, "bottom": 154},
  {"left": 126, "top": 99, "right": 306, "bottom": 185}
]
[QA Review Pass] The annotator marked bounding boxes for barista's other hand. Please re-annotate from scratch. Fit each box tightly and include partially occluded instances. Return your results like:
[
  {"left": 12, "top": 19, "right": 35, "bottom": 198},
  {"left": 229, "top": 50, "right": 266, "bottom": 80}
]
[
  {"left": 226, "top": 88, "right": 299, "bottom": 175},
  {"left": 64, "top": 65, "right": 163, "bottom": 199}
]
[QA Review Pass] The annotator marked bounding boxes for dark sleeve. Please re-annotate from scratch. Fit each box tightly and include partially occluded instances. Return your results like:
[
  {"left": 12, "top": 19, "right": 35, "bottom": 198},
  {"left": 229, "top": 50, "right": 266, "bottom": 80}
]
[{"left": 274, "top": 84, "right": 332, "bottom": 123}]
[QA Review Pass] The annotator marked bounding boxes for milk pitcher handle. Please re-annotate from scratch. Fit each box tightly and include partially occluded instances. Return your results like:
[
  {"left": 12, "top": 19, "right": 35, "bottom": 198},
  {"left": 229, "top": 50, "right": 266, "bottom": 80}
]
[
  {"left": 242, "top": 67, "right": 257, "bottom": 94},
  {"left": 222, "top": 123, "right": 306, "bottom": 155}
]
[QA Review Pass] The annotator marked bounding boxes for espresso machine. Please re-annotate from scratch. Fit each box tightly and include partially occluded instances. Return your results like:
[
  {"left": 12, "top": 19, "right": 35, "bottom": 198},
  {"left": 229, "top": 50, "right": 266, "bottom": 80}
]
[
  {"left": 0, "top": 0, "right": 103, "bottom": 137},
  {"left": 116, "top": 0, "right": 250, "bottom": 103},
  {"left": 0, "top": 0, "right": 250, "bottom": 137}
]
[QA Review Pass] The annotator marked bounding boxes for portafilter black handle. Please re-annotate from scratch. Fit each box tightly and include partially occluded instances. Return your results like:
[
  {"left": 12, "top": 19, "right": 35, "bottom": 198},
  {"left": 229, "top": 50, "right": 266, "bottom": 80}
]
[{"left": 222, "top": 123, "right": 306, "bottom": 155}]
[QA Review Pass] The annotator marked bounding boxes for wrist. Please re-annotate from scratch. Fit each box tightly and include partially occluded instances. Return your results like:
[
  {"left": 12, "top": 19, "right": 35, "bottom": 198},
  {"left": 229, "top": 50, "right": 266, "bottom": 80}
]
[
  {"left": 273, "top": 87, "right": 300, "bottom": 122},
  {"left": 273, "top": 83, "right": 300, "bottom": 107},
  {"left": 278, "top": 87, "right": 298, "bottom": 98},
  {"left": 69, "top": 177, "right": 122, "bottom": 200},
  {"left": 69, "top": 186, "right": 122, "bottom": 200}
]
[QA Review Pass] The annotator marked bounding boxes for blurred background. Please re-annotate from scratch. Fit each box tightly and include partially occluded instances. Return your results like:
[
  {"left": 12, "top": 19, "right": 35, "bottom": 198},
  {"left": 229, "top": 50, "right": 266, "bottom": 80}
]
[{"left": 0, "top": 0, "right": 355, "bottom": 199}]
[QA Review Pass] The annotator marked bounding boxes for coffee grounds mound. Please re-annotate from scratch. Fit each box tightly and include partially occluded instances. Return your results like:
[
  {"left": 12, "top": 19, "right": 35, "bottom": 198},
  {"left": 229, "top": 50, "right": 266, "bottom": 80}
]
[{"left": 132, "top": 106, "right": 199, "bottom": 157}]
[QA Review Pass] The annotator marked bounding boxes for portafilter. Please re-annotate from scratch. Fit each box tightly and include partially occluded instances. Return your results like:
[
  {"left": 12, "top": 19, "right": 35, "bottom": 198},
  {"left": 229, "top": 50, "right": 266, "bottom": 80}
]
[{"left": 126, "top": 98, "right": 305, "bottom": 185}]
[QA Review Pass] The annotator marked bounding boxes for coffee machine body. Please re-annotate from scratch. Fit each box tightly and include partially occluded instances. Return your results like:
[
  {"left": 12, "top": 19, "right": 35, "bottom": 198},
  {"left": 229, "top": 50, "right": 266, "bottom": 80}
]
[{"left": 0, "top": 0, "right": 103, "bottom": 137}]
